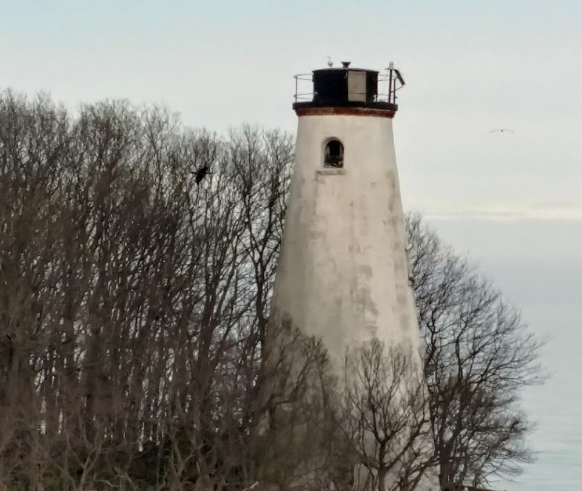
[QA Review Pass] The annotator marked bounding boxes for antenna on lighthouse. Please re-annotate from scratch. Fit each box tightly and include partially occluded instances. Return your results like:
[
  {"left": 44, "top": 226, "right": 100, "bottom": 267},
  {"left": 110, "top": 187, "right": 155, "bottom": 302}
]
[{"left": 387, "top": 61, "right": 406, "bottom": 105}]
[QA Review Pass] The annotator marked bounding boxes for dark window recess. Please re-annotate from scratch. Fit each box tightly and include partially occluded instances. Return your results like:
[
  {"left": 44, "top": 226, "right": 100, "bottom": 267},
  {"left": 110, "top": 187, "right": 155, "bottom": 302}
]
[{"left": 324, "top": 140, "right": 344, "bottom": 168}]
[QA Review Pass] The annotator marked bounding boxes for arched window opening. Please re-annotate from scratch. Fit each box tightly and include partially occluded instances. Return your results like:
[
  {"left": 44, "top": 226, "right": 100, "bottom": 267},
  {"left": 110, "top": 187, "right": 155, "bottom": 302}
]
[{"left": 324, "top": 139, "right": 344, "bottom": 168}]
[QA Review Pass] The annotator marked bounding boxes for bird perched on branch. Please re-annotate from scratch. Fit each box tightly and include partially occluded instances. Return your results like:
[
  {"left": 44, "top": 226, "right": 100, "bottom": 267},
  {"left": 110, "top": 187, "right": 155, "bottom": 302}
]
[
  {"left": 194, "top": 164, "right": 211, "bottom": 185},
  {"left": 490, "top": 129, "right": 515, "bottom": 133}
]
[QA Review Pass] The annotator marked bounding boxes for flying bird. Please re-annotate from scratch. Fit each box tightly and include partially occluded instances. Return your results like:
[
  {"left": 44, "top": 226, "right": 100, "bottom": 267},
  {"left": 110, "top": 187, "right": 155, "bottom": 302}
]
[
  {"left": 327, "top": 56, "right": 333, "bottom": 67},
  {"left": 194, "top": 164, "right": 210, "bottom": 185},
  {"left": 490, "top": 129, "right": 515, "bottom": 133}
]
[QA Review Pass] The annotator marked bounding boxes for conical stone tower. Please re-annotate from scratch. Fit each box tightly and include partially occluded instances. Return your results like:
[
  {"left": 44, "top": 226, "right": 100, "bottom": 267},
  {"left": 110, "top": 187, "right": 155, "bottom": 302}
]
[
  {"left": 268, "top": 61, "right": 437, "bottom": 491},
  {"left": 271, "top": 62, "right": 421, "bottom": 362}
]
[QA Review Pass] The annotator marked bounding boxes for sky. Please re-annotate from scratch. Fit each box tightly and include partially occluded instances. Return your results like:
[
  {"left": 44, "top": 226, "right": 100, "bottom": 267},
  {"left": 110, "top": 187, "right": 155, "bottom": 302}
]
[{"left": 1, "top": 1, "right": 581, "bottom": 489}]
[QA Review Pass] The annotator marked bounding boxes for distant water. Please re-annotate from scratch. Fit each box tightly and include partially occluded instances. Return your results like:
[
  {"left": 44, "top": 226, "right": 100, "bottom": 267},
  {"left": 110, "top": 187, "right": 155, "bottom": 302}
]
[
  {"left": 430, "top": 218, "right": 582, "bottom": 491},
  {"left": 508, "top": 267, "right": 582, "bottom": 491}
]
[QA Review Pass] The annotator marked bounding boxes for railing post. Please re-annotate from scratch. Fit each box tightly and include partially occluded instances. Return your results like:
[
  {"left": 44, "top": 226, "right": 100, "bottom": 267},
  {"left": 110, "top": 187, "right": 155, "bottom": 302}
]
[{"left": 388, "top": 68, "right": 393, "bottom": 104}]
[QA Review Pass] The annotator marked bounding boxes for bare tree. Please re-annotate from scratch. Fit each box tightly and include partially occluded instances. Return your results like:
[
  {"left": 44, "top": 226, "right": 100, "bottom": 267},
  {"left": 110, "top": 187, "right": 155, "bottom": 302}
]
[
  {"left": 334, "top": 338, "right": 435, "bottom": 491},
  {"left": 227, "top": 308, "right": 338, "bottom": 491},
  {"left": 406, "top": 212, "right": 543, "bottom": 488},
  {"left": 0, "top": 92, "right": 296, "bottom": 491},
  {"left": 0, "top": 89, "right": 543, "bottom": 491}
]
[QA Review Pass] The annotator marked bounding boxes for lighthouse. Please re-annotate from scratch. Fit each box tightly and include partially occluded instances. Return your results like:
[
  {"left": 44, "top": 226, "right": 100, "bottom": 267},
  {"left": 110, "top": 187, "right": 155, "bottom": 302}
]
[
  {"left": 271, "top": 61, "right": 422, "bottom": 363},
  {"left": 266, "top": 60, "right": 437, "bottom": 490},
  {"left": 266, "top": 61, "right": 437, "bottom": 491}
]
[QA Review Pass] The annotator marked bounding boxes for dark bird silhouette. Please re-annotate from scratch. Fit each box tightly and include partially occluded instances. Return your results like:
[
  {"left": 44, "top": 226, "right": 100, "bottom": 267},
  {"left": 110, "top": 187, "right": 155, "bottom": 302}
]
[
  {"left": 490, "top": 129, "right": 515, "bottom": 133},
  {"left": 194, "top": 165, "right": 210, "bottom": 185}
]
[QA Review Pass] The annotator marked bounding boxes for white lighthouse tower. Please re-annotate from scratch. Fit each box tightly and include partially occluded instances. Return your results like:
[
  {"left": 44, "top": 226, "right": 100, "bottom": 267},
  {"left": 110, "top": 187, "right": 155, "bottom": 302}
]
[
  {"left": 271, "top": 61, "right": 421, "bottom": 362},
  {"left": 268, "top": 60, "right": 436, "bottom": 490}
]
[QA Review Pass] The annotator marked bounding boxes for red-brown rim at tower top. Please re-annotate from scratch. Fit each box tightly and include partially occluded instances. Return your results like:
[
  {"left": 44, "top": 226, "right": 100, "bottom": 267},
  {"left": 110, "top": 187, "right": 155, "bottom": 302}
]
[{"left": 294, "top": 106, "right": 396, "bottom": 119}]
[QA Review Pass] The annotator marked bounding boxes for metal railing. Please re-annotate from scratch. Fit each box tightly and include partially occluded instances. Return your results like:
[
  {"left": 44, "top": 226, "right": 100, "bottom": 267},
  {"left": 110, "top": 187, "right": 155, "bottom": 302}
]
[
  {"left": 294, "top": 74, "right": 315, "bottom": 103},
  {"left": 293, "top": 65, "right": 405, "bottom": 105}
]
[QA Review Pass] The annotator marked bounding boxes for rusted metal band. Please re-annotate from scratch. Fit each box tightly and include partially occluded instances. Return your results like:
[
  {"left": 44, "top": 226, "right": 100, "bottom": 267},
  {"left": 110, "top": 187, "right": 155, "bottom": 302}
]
[{"left": 294, "top": 106, "right": 396, "bottom": 118}]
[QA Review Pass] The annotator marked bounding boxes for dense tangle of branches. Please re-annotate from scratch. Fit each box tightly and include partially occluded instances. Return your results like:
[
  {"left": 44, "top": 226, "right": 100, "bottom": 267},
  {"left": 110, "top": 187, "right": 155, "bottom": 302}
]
[{"left": 0, "top": 91, "right": 542, "bottom": 491}]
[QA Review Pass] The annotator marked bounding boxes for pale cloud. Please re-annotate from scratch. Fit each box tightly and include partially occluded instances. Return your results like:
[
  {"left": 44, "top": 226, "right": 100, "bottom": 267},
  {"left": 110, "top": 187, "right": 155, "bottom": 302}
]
[{"left": 417, "top": 202, "right": 582, "bottom": 222}]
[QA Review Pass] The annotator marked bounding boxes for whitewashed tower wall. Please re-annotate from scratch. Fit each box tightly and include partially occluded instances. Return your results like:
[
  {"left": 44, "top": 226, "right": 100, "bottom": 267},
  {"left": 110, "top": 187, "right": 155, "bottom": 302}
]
[{"left": 271, "top": 64, "right": 420, "bottom": 365}]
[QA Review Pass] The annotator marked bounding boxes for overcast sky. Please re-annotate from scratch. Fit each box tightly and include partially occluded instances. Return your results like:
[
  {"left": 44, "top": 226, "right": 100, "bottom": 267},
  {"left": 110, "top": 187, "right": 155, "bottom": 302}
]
[{"left": 1, "top": 1, "right": 581, "bottom": 489}]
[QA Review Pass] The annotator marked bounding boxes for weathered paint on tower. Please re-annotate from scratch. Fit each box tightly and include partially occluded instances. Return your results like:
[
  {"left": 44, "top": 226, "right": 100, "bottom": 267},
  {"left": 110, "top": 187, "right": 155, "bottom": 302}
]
[
  {"left": 268, "top": 61, "right": 437, "bottom": 491},
  {"left": 270, "top": 64, "right": 420, "bottom": 366}
]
